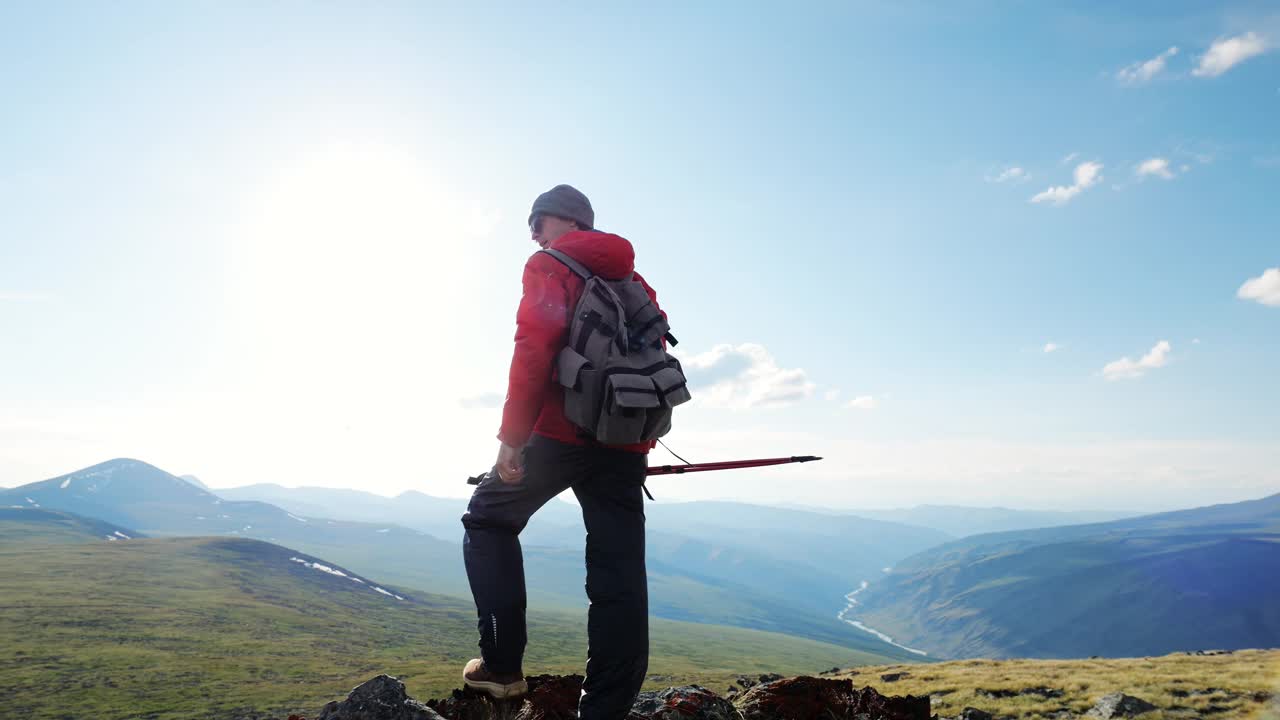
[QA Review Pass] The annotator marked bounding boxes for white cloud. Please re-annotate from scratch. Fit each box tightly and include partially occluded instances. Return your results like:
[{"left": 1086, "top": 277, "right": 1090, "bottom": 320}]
[
  {"left": 1102, "top": 340, "right": 1172, "bottom": 381},
  {"left": 845, "top": 396, "right": 878, "bottom": 410},
  {"left": 1031, "top": 161, "right": 1104, "bottom": 205},
  {"left": 1135, "top": 157, "right": 1176, "bottom": 180},
  {"left": 1237, "top": 267, "right": 1280, "bottom": 306},
  {"left": 823, "top": 389, "right": 841, "bottom": 402},
  {"left": 678, "top": 343, "right": 816, "bottom": 409},
  {"left": 1116, "top": 46, "right": 1179, "bottom": 85},
  {"left": 1061, "top": 152, "right": 1080, "bottom": 165},
  {"left": 1193, "top": 32, "right": 1271, "bottom": 77},
  {"left": 987, "top": 166, "right": 1030, "bottom": 183},
  {"left": 1043, "top": 342, "right": 1061, "bottom": 353}
]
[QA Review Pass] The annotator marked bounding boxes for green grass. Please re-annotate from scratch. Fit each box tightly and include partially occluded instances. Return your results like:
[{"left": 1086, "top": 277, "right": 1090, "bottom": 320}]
[
  {"left": 0, "top": 536, "right": 905, "bottom": 720},
  {"left": 836, "top": 651, "right": 1280, "bottom": 719}
]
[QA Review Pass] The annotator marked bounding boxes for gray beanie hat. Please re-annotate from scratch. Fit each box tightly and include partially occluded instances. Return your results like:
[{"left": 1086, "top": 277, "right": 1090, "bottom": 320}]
[{"left": 528, "top": 184, "right": 594, "bottom": 230}]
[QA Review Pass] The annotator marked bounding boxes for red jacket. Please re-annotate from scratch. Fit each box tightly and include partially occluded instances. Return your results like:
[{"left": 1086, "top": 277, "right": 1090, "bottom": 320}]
[{"left": 498, "top": 230, "right": 666, "bottom": 454}]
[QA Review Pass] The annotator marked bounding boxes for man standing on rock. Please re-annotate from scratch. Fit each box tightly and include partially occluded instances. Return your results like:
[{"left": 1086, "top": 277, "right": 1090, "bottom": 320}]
[{"left": 461, "top": 184, "right": 666, "bottom": 719}]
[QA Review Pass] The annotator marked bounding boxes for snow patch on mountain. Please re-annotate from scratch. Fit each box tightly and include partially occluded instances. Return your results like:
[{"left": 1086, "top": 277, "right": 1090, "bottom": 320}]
[{"left": 288, "top": 556, "right": 403, "bottom": 601}]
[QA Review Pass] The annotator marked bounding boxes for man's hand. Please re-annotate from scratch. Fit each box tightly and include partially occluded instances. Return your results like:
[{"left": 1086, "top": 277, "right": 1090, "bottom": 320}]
[{"left": 495, "top": 442, "right": 525, "bottom": 484}]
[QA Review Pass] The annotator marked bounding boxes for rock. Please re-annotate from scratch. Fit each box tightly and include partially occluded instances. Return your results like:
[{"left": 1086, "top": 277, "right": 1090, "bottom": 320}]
[
  {"left": 734, "top": 675, "right": 929, "bottom": 720},
  {"left": 958, "top": 708, "right": 993, "bottom": 720},
  {"left": 628, "top": 686, "right": 741, "bottom": 720},
  {"left": 426, "top": 674, "right": 582, "bottom": 720},
  {"left": 1085, "top": 693, "right": 1157, "bottom": 719},
  {"left": 317, "top": 675, "right": 445, "bottom": 720},
  {"left": 1019, "top": 687, "right": 1064, "bottom": 699},
  {"left": 819, "top": 667, "right": 841, "bottom": 676},
  {"left": 881, "top": 673, "right": 909, "bottom": 682},
  {"left": 317, "top": 673, "right": 933, "bottom": 720},
  {"left": 974, "top": 689, "right": 1017, "bottom": 699}
]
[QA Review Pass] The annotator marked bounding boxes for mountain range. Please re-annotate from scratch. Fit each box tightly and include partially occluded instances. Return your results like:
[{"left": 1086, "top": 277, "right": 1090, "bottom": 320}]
[
  {"left": 1, "top": 458, "right": 935, "bottom": 659},
  {"left": 5, "top": 457, "right": 1277, "bottom": 663},
  {"left": 852, "top": 493, "right": 1280, "bottom": 658}
]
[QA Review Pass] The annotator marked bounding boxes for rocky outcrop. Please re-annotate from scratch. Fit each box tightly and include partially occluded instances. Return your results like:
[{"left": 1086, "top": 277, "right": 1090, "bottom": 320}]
[
  {"left": 734, "top": 676, "right": 930, "bottom": 720},
  {"left": 302, "top": 673, "right": 930, "bottom": 720},
  {"left": 629, "top": 686, "right": 741, "bottom": 720},
  {"left": 316, "top": 675, "right": 445, "bottom": 720},
  {"left": 1085, "top": 693, "right": 1156, "bottom": 719},
  {"left": 425, "top": 674, "right": 582, "bottom": 720}
]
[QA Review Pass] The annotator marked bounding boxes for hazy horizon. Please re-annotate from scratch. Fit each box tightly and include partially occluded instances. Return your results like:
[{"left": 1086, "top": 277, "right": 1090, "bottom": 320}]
[{"left": 4, "top": 454, "right": 1271, "bottom": 517}]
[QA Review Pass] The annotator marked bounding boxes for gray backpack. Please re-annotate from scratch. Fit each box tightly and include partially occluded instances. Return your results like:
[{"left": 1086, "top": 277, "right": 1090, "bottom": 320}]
[{"left": 541, "top": 248, "right": 692, "bottom": 445}]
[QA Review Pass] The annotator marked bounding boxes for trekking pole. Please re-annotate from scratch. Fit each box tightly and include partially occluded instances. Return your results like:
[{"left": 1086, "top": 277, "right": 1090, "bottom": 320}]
[
  {"left": 645, "top": 456, "right": 822, "bottom": 476},
  {"left": 466, "top": 455, "right": 821, "bottom": 485}
]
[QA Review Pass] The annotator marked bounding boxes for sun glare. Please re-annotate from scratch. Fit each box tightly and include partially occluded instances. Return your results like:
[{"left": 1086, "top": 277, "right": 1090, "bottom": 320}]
[{"left": 213, "top": 140, "right": 504, "bottom": 483}]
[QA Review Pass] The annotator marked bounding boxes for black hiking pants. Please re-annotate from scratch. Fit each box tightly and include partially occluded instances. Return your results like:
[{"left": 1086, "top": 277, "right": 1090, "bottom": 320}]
[{"left": 461, "top": 432, "right": 649, "bottom": 720}]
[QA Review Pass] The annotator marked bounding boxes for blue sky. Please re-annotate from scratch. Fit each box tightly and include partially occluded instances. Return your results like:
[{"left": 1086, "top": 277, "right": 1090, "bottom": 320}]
[{"left": 2, "top": 1, "right": 1277, "bottom": 511}]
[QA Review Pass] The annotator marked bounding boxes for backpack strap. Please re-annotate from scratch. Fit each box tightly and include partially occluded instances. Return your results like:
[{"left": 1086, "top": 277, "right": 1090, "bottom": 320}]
[
  {"left": 539, "top": 248, "right": 593, "bottom": 280},
  {"left": 542, "top": 249, "right": 679, "bottom": 348}
]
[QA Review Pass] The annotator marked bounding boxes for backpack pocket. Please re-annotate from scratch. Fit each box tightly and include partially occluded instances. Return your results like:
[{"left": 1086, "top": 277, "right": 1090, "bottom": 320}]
[
  {"left": 651, "top": 364, "right": 691, "bottom": 408},
  {"left": 597, "top": 373, "right": 661, "bottom": 444},
  {"left": 557, "top": 347, "right": 602, "bottom": 431}
]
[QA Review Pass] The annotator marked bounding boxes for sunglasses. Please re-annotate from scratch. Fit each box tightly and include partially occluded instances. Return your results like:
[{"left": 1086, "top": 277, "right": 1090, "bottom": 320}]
[{"left": 530, "top": 213, "right": 572, "bottom": 234}]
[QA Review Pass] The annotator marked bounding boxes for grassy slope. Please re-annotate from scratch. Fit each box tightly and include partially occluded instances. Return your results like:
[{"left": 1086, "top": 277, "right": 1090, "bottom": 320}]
[
  {"left": 0, "top": 535, "right": 906, "bottom": 720},
  {"left": 837, "top": 651, "right": 1280, "bottom": 720},
  {"left": 0, "top": 507, "right": 143, "bottom": 544}
]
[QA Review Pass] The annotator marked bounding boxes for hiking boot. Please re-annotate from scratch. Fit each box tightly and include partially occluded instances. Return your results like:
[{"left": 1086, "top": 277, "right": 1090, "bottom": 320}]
[{"left": 463, "top": 658, "right": 528, "bottom": 699}]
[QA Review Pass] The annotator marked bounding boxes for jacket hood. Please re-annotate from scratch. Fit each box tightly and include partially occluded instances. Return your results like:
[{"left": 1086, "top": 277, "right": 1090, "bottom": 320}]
[{"left": 548, "top": 230, "right": 634, "bottom": 279}]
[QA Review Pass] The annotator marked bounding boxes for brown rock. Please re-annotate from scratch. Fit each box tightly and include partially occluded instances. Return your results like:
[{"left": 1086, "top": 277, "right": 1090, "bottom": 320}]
[
  {"left": 733, "top": 676, "right": 929, "bottom": 720},
  {"left": 426, "top": 674, "right": 582, "bottom": 720},
  {"left": 628, "top": 686, "right": 742, "bottom": 720}
]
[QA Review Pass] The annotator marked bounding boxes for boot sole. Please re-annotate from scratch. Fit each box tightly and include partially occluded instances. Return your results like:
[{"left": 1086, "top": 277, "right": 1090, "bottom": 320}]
[{"left": 463, "top": 676, "right": 529, "bottom": 700}]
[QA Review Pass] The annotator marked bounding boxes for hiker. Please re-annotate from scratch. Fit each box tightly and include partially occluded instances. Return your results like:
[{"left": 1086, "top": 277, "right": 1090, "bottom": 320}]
[{"left": 460, "top": 184, "right": 667, "bottom": 719}]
